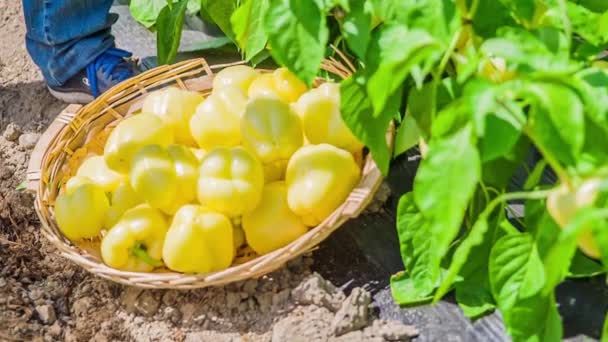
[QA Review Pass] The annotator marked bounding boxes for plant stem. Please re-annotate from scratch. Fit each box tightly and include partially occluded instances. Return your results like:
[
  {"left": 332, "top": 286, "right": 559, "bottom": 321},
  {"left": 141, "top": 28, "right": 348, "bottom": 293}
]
[{"left": 132, "top": 243, "right": 163, "bottom": 267}]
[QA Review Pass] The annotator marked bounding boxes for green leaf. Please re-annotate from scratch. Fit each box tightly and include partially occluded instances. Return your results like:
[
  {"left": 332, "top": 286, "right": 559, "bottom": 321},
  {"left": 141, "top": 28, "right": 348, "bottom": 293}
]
[
  {"left": 340, "top": 0, "right": 372, "bottom": 60},
  {"left": 130, "top": 0, "right": 168, "bottom": 28},
  {"left": 523, "top": 81, "right": 585, "bottom": 167},
  {"left": 471, "top": 1, "right": 516, "bottom": 38},
  {"left": 201, "top": 0, "right": 239, "bottom": 40},
  {"left": 15, "top": 181, "right": 27, "bottom": 192},
  {"left": 489, "top": 232, "right": 545, "bottom": 311},
  {"left": 390, "top": 272, "right": 434, "bottom": 305},
  {"left": 567, "top": 2, "right": 608, "bottom": 46},
  {"left": 524, "top": 160, "right": 547, "bottom": 190},
  {"left": 414, "top": 124, "right": 480, "bottom": 264},
  {"left": 524, "top": 199, "right": 561, "bottom": 259},
  {"left": 393, "top": 115, "right": 421, "bottom": 158},
  {"left": 567, "top": 251, "right": 604, "bottom": 278},
  {"left": 264, "top": 0, "right": 328, "bottom": 86},
  {"left": 340, "top": 74, "right": 402, "bottom": 175},
  {"left": 498, "top": 0, "right": 536, "bottom": 24},
  {"left": 406, "top": 78, "right": 461, "bottom": 139},
  {"left": 481, "top": 27, "right": 577, "bottom": 74},
  {"left": 395, "top": 193, "right": 441, "bottom": 300},
  {"left": 366, "top": 25, "right": 442, "bottom": 115},
  {"left": 602, "top": 310, "right": 608, "bottom": 342},
  {"left": 505, "top": 294, "right": 563, "bottom": 342},
  {"left": 157, "top": 0, "right": 189, "bottom": 65},
  {"left": 231, "top": 0, "right": 269, "bottom": 61}
]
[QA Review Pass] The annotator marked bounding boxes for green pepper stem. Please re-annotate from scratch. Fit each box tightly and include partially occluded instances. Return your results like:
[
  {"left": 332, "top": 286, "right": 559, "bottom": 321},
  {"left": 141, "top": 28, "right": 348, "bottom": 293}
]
[{"left": 132, "top": 244, "right": 163, "bottom": 268}]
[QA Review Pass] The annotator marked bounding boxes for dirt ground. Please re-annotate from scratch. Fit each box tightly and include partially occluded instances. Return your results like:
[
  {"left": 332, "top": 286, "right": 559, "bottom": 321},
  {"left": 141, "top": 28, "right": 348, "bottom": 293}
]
[{"left": 0, "top": 3, "right": 416, "bottom": 341}]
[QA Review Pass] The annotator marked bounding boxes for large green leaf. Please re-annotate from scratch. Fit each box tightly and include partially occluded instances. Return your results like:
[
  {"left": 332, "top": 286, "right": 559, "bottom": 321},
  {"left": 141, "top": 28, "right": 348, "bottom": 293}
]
[
  {"left": 481, "top": 27, "right": 577, "bottom": 74},
  {"left": 394, "top": 193, "right": 442, "bottom": 301},
  {"left": 498, "top": 0, "right": 537, "bottom": 24},
  {"left": 366, "top": 25, "right": 442, "bottom": 115},
  {"left": 406, "top": 78, "right": 461, "bottom": 139},
  {"left": 393, "top": 115, "right": 422, "bottom": 157},
  {"left": 390, "top": 272, "right": 434, "bottom": 305},
  {"left": 505, "top": 294, "right": 563, "bottom": 342},
  {"left": 568, "top": 251, "right": 605, "bottom": 278},
  {"left": 130, "top": 0, "right": 168, "bottom": 28},
  {"left": 522, "top": 81, "right": 585, "bottom": 168},
  {"left": 157, "top": 0, "right": 189, "bottom": 65},
  {"left": 340, "top": 0, "right": 372, "bottom": 60},
  {"left": 202, "top": 0, "right": 239, "bottom": 40},
  {"left": 567, "top": 3, "right": 608, "bottom": 46},
  {"left": 264, "top": 0, "right": 328, "bottom": 86},
  {"left": 340, "top": 74, "right": 402, "bottom": 175},
  {"left": 414, "top": 124, "right": 480, "bottom": 258},
  {"left": 231, "top": 0, "right": 269, "bottom": 61},
  {"left": 489, "top": 233, "right": 545, "bottom": 310},
  {"left": 466, "top": 80, "right": 525, "bottom": 162},
  {"left": 471, "top": 0, "right": 516, "bottom": 38}
]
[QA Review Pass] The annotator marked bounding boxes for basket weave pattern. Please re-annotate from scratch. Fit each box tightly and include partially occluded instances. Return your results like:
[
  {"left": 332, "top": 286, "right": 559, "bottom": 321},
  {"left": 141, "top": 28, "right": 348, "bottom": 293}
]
[{"left": 27, "top": 57, "right": 387, "bottom": 289}]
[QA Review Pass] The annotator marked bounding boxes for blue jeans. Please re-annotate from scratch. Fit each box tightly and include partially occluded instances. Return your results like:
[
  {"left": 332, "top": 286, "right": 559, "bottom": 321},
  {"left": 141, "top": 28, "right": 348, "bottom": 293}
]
[{"left": 23, "top": 0, "right": 117, "bottom": 87}]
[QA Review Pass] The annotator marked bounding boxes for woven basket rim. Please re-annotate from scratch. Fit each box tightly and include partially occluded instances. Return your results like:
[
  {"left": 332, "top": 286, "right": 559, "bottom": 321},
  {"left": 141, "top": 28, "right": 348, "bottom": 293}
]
[{"left": 28, "top": 56, "right": 392, "bottom": 289}]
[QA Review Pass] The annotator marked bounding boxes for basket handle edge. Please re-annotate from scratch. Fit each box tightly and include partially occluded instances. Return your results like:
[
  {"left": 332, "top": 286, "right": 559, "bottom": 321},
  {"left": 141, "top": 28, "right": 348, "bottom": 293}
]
[{"left": 26, "top": 104, "right": 82, "bottom": 193}]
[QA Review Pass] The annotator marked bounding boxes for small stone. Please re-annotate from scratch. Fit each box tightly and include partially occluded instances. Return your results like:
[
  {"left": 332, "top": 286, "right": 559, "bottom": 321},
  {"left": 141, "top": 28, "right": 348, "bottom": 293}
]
[
  {"left": 226, "top": 291, "right": 242, "bottom": 309},
  {"left": 48, "top": 322, "right": 62, "bottom": 337},
  {"left": 135, "top": 291, "right": 160, "bottom": 317},
  {"left": 163, "top": 306, "right": 182, "bottom": 325},
  {"left": 120, "top": 287, "right": 143, "bottom": 313},
  {"left": 179, "top": 303, "right": 198, "bottom": 322},
  {"left": 36, "top": 304, "right": 56, "bottom": 324},
  {"left": 162, "top": 290, "right": 180, "bottom": 306},
  {"left": 375, "top": 320, "right": 418, "bottom": 341},
  {"left": 331, "top": 287, "right": 372, "bottom": 336},
  {"left": 18, "top": 132, "right": 40, "bottom": 149},
  {"left": 292, "top": 273, "right": 345, "bottom": 312},
  {"left": 3, "top": 123, "right": 21, "bottom": 141},
  {"left": 271, "top": 306, "right": 333, "bottom": 342},
  {"left": 255, "top": 292, "right": 273, "bottom": 312},
  {"left": 0, "top": 278, "right": 6, "bottom": 287},
  {"left": 242, "top": 279, "right": 258, "bottom": 295},
  {"left": 272, "top": 289, "right": 290, "bottom": 307}
]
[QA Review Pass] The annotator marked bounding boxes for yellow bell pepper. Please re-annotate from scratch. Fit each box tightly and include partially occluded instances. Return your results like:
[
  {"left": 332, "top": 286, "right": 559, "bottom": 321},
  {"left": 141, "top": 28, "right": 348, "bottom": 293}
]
[
  {"left": 241, "top": 97, "right": 303, "bottom": 182},
  {"left": 233, "top": 224, "right": 246, "bottom": 250},
  {"left": 101, "top": 204, "right": 168, "bottom": 272},
  {"left": 189, "top": 85, "right": 247, "bottom": 149},
  {"left": 190, "top": 147, "right": 207, "bottom": 162},
  {"left": 248, "top": 68, "right": 307, "bottom": 103},
  {"left": 294, "top": 82, "right": 363, "bottom": 154},
  {"left": 104, "top": 114, "right": 174, "bottom": 173},
  {"left": 286, "top": 144, "right": 361, "bottom": 226},
  {"left": 242, "top": 181, "right": 308, "bottom": 254},
  {"left": 130, "top": 144, "right": 198, "bottom": 214},
  {"left": 142, "top": 87, "right": 204, "bottom": 146},
  {"left": 162, "top": 204, "right": 234, "bottom": 273},
  {"left": 76, "top": 155, "right": 125, "bottom": 192},
  {"left": 213, "top": 65, "right": 258, "bottom": 94},
  {"left": 197, "top": 146, "right": 264, "bottom": 217},
  {"left": 104, "top": 180, "right": 142, "bottom": 229},
  {"left": 547, "top": 179, "right": 602, "bottom": 259},
  {"left": 55, "top": 179, "right": 110, "bottom": 241}
]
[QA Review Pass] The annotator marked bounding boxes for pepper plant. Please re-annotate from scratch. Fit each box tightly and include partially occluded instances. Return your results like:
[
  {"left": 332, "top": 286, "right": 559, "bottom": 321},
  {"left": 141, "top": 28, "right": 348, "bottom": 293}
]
[{"left": 146, "top": 0, "right": 608, "bottom": 340}]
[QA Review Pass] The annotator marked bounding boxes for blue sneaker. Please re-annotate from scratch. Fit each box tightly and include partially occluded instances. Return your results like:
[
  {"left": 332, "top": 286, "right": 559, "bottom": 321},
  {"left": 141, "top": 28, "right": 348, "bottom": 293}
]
[{"left": 47, "top": 48, "right": 139, "bottom": 104}]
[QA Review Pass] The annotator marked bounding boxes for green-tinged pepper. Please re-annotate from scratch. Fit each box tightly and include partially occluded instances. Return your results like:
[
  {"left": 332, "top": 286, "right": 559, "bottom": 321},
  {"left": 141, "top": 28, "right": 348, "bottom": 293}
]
[{"left": 101, "top": 204, "right": 168, "bottom": 272}]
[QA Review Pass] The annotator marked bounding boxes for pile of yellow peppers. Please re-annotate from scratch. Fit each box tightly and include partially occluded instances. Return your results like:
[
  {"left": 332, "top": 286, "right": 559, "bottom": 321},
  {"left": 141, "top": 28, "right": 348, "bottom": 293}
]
[{"left": 54, "top": 66, "right": 363, "bottom": 274}]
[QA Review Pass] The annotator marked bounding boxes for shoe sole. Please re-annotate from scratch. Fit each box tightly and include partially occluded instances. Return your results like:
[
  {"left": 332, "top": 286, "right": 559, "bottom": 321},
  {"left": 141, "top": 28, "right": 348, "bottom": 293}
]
[{"left": 47, "top": 86, "right": 95, "bottom": 104}]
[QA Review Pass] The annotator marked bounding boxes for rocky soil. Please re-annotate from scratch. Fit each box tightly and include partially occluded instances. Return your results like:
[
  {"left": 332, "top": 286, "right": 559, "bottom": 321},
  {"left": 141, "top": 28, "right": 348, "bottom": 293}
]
[{"left": 0, "top": 2, "right": 416, "bottom": 341}]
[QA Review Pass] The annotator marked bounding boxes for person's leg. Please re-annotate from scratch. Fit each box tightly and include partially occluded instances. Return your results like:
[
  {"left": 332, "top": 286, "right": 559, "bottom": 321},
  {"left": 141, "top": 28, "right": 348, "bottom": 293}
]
[
  {"left": 23, "top": 0, "right": 138, "bottom": 103},
  {"left": 22, "top": 0, "right": 116, "bottom": 87}
]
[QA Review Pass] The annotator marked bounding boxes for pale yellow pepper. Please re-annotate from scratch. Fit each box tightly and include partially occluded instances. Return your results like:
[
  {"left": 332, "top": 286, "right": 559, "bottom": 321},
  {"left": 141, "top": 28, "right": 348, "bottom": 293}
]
[
  {"left": 101, "top": 204, "right": 168, "bottom": 272},
  {"left": 104, "top": 180, "right": 142, "bottom": 229},
  {"left": 248, "top": 68, "right": 307, "bottom": 103},
  {"left": 162, "top": 204, "right": 234, "bottom": 273},
  {"left": 242, "top": 181, "right": 308, "bottom": 254},
  {"left": 294, "top": 82, "right": 363, "bottom": 154},
  {"left": 130, "top": 144, "right": 198, "bottom": 214},
  {"left": 142, "top": 87, "right": 204, "bottom": 146},
  {"left": 76, "top": 155, "right": 125, "bottom": 192},
  {"left": 213, "top": 65, "right": 258, "bottom": 94},
  {"left": 197, "top": 146, "right": 264, "bottom": 217},
  {"left": 104, "top": 114, "right": 174, "bottom": 173},
  {"left": 189, "top": 85, "right": 247, "bottom": 149},
  {"left": 286, "top": 144, "right": 361, "bottom": 226},
  {"left": 241, "top": 97, "right": 303, "bottom": 182}
]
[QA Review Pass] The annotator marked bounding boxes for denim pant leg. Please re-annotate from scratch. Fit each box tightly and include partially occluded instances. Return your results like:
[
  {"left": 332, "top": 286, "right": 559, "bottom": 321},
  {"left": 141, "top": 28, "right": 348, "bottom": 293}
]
[{"left": 22, "top": 0, "right": 117, "bottom": 87}]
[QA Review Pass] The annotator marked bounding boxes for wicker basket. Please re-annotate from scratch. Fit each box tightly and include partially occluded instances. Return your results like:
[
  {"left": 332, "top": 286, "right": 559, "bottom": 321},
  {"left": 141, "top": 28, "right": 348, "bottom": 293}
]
[{"left": 26, "top": 57, "right": 392, "bottom": 289}]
